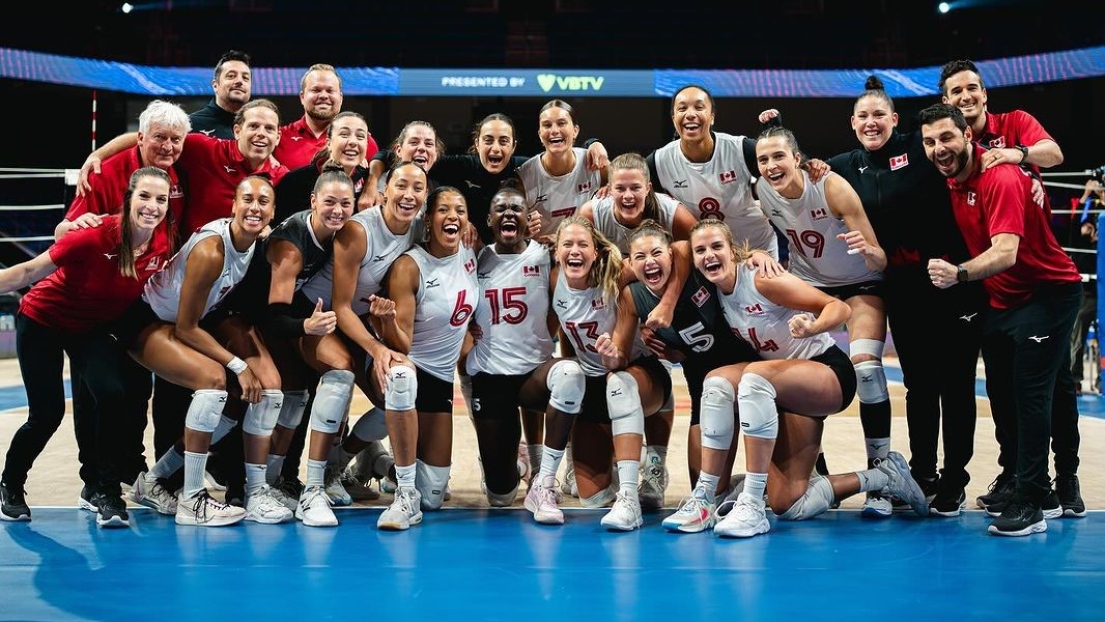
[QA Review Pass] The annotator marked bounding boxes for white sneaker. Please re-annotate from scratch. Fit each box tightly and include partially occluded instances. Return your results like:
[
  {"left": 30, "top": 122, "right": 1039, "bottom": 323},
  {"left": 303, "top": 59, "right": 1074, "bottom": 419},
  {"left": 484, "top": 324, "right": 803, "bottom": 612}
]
[
  {"left": 638, "top": 460, "right": 669, "bottom": 511},
  {"left": 324, "top": 468, "right": 352, "bottom": 507},
  {"left": 175, "top": 490, "right": 246, "bottom": 527},
  {"left": 245, "top": 485, "right": 294, "bottom": 524},
  {"left": 861, "top": 491, "right": 893, "bottom": 519},
  {"left": 340, "top": 469, "right": 380, "bottom": 501},
  {"left": 662, "top": 492, "right": 716, "bottom": 533},
  {"left": 561, "top": 466, "right": 578, "bottom": 498},
  {"left": 377, "top": 487, "right": 423, "bottom": 531},
  {"left": 524, "top": 480, "right": 564, "bottom": 525},
  {"left": 296, "top": 485, "right": 338, "bottom": 527},
  {"left": 600, "top": 491, "right": 643, "bottom": 531},
  {"left": 878, "top": 451, "right": 929, "bottom": 517},
  {"left": 714, "top": 492, "right": 770, "bottom": 538},
  {"left": 132, "top": 473, "right": 178, "bottom": 515}
]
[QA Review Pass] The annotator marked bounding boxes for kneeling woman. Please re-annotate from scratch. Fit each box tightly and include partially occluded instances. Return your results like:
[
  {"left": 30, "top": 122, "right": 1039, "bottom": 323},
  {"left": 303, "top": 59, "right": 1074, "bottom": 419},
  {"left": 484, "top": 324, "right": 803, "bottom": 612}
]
[
  {"left": 553, "top": 216, "right": 670, "bottom": 532},
  {"left": 688, "top": 220, "right": 927, "bottom": 538},
  {"left": 121, "top": 175, "right": 282, "bottom": 527},
  {"left": 373, "top": 186, "right": 478, "bottom": 531}
]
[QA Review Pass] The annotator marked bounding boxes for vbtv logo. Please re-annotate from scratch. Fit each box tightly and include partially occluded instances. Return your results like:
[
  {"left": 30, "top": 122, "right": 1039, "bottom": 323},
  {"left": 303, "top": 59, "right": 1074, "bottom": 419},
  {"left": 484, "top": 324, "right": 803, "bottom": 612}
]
[{"left": 537, "top": 74, "right": 606, "bottom": 92}]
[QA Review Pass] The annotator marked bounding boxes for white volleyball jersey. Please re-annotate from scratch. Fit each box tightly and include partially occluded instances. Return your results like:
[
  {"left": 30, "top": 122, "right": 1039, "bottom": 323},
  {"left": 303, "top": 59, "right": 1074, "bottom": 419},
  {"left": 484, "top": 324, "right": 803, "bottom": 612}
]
[
  {"left": 407, "top": 245, "right": 479, "bottom": 382},
  {"left": 590, "top": 192, "right": 679, "bottom": 254},
  {"left": 143, "top": 218, "right": 254, "bottom": 323},
  {"left": 552, "top": 269, "right": 647, "bottom": 377},
  {"left": 517, "top": 148, "right": 601, "bottom": 238},
  {"left": 466, "top": 240, "right": 555, "bottom": 376},
  {"left": 300, "top": 208, "right": 421, "bottom": 314},
  {"left": 717, "top": 264, "right": 834, "bottom": 361},
  {"left": 758, "top": 171, "right": 882, "bottom": 288},
  {"left": 652, "top": 132, "right": 778, "bottom": 257}
]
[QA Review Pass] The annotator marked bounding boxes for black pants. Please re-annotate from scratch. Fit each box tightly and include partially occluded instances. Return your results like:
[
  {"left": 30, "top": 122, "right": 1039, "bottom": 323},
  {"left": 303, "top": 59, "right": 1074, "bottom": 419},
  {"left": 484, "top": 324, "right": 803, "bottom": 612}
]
[
  {"left": 3, "top": 313, "right": 127, "bottom": 496},
  {"left": 1070, "top": 290, "right": 1098, "bottom": 391},
  {"left": 983, "top": 282, "right": 1081, "bottom": 500},
  {"left": 884, "top": 270, "right": 984, "bottom": 488},
  {"left": 71, "top": 355, "right": 153, "bottom": 485}
]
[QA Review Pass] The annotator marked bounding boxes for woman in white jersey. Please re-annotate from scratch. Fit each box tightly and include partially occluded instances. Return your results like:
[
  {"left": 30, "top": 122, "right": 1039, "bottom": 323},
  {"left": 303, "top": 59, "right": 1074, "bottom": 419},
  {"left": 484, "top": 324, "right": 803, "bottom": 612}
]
[
  {"left": 516, "top": 100, "right": 605, "bottom": 243},
  {"left": 753, "top": 126, "right": 897, "bottom": 518},
  {"left": 372, "top": 186, "right": 478, "bottom": 531},
  {"left": 686, "top": 220, "right": 927, "bottom": 539},
  {"left": 120, "top": 175, "right": 280, "bottom": 528},
  {"left": 260, "top": 166, "right": 360, "bottom": 527},
  {"left": 465, "top": 187, "right": 586, "bottom": 524},
  {"left": 552, "top": 216, "right": 671, "bottom": 531}
]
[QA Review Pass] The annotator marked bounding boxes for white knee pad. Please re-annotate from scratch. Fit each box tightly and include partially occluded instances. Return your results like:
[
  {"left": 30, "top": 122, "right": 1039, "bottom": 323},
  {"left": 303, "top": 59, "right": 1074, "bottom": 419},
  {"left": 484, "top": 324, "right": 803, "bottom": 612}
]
[
  {"left": 311, "top": 370, "right": 354, "bottom": 434},
  {"left": 351, "top": 407, "right": 388, "bottom": 442},
  {"left": 185, "top": 389, "right": 228, "bottom": 433},
  {"left": 778, "top": 476, "right": 835, "bottom": 521},
  {"left": 242, "top": 389, "right": 283, "bottom": 436},
  {"left": 416, "top": 460, "right": 451, "bottom": 510},
  {"left": 579, "top": 483, "right": 617, "bottom": 508},
  {"left": 486, "top": 483, "right": 520, "bottom": 508},
  {"left": 699, "top": 376, "right": 736, "bottom": 451},
  {"left": 854, "top": 361, "right": 890, "bottom": 404},
  {"left": 547, "top": 359, "right": 585, "bottom": 414},
  {"left": 606, "top": 371, "right": 644, "bottom": 437},
  {"left": 211, "top": 415, "right": 237, "bottom": 444},
  {"left": 385, "top": 365, "right": 418, "bottom": 411},
  {"left": 849, "top": 338, "right": 885, "bottom": 359},
  {"left": 736, "top": 372, "right": 778, "bottom": 439},
  {"left": 277, "top": 390, "right": 309, "bottom": 429}
]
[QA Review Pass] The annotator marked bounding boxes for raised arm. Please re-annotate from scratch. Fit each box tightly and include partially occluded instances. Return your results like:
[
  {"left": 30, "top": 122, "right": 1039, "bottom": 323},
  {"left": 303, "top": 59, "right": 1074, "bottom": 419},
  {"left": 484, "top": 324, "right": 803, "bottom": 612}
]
[{"left": 0, "top": 251, "right": 58, "bottom": 294}]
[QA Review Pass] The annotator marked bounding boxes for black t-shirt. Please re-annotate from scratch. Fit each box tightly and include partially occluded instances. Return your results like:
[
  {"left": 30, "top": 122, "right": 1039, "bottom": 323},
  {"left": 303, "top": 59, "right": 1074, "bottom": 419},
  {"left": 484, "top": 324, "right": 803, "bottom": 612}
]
[{"left": 188, "top": 100, "right": 236, "bottom": 140}]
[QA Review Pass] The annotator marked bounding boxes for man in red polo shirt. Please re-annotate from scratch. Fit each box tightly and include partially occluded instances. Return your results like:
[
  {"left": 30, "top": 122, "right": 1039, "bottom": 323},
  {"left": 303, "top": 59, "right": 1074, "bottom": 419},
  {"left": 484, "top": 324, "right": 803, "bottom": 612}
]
[
  {"left": 273, "top": 63, "right": 378, "bottom": 170},
  {"left": 921, "top": 103, "right": 1083, "bottom": 537}
]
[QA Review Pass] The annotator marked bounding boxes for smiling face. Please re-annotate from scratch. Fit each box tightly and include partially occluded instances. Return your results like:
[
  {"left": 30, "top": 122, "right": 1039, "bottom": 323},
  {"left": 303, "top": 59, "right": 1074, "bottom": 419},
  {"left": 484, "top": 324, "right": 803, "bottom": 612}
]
[
  {"left": 137, "top": 120, "right": 186, "bottom": 170},
  {"left": 383, "top": 164, "right": 429, "bottom": 226},
  {"left": 755, "top": 135, "right": 802, "bottom": 195},
  {"left": 425, "top": 189, "right": 468, "bottom": 255},
  {"left": 556, "top": 222, "right": 598, "bottom": 282},
  {"left": 476, "top": 119, "right": 517, "bottom": 174},
  {"left": 214, "top": 60, "right": 251, "bottom": 110},
  {"left": 301, "top": 68, "right": 343, "bottom": 124},
  {"left": 690, "top": 224, "right": 735, "bottom": 286},
  {"left": 396, "top": 123, "right": 439, "bottom": 171},
  {"left": 489, "top": 189, "right": 528, "bottom": 250},
  {"left": 538, "top": 106, "right": 578, "bottom": 154},
  {"left": 311, "top": 179, "right": 355, "bottom": 235},
  {"left": 941, "top": 70, "right": 987, "bottom": 126},
  {"left": 327, "top": 115, "right": 370, "bottom": 171},
  {"left": 128, "top": 174, "right": 171, "bottom": 234},
  {"left": 609, "top": 167, "right": 651, "bottom": 226},
  {"left": 628, "top": 232, "right": 672, "bottom": 294},
  {"left": 232, "top": 176, "right": 275, "bottom": 236},
  {"left": 234, "top": 105, "right": 281, "bottom": 164},
  {"left": 671, "top": 87, "right": 715, "bottom": 143},
  {"left": 921, "top": 117, "right": 972, "bottom": 180},
  {"left": 850, "top": 93, "right": 898, "bottom": 152}
]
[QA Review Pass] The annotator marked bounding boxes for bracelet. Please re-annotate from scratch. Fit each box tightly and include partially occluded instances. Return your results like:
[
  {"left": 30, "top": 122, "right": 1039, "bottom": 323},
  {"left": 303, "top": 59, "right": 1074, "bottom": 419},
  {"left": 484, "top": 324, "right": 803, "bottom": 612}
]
[{"left": 226, "top": 357, "right": 248, "bottom": 375}]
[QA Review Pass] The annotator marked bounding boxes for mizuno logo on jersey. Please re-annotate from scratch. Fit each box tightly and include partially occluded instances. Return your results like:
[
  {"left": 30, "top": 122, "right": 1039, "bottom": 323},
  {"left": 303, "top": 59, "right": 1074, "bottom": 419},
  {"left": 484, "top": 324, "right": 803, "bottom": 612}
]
[
  {"left": 556, "top": 299, "right": 568, "bottom": 309},
  {"left": 465, "top": 180, "right": 481, "bottom": 189},
  {"left": 199, "top": 129, "right": 216, "bottom": 137},
  {"left": 373, "top": 255, "right": 387, "bottom": 262},
  {"left": 719, "top": 170, "right": 737, "bottom": 184},
  {"left": 771, "top": 209, "right": 783, "bottom": 217},
  {"left": 104, "top": 253, "right": 118, "bottom": 260},
  {"left": 523, "top": 265, "right": 541, "bottom": 277},
  {"left": 889, "top": 154, "right": 909, "bottom": 171},
  {"left": 810, "top": 208, "right": 829, "bottom": 220},
  {"left": 425, "top": 278, "right": 440, "bottom": 288},
  {"left": 223, "top": 165, "right": 236, "bottom": 174},
  {"left": 744, "top": 303, "right": 765, "bottom": 316},
  {"left": 691, "top": 286, "right": 710, "bottom": 307},
  {"left": 673, "top": 179, "right": 688, "bottom": 188},
  {"left": 535, "top": 194, "right": 549, "bottom": 203},
  {"left": 290, "top": 136, "right": 302, "bottom": 142}
]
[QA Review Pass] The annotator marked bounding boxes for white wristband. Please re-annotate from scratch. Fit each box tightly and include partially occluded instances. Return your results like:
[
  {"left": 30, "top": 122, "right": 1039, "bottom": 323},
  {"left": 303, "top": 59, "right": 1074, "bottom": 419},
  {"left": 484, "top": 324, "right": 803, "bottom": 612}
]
[{"left": 226, "top": 357, "right": 248, "bottom": 375}]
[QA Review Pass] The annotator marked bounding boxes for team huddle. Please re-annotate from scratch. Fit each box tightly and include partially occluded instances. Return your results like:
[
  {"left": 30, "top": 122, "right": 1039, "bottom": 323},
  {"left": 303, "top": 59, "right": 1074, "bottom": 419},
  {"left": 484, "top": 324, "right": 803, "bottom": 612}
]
[{"left": 0, "top": 54, "right": 1085, "bottom": 539}]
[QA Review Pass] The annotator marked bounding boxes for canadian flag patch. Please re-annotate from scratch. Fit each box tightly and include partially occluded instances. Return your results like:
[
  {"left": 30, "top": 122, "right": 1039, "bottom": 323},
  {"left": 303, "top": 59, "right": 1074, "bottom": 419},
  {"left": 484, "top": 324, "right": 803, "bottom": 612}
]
[
  {"left": 719, "top": 170, "right": 737, "bottom": 184},
  {"left": 577, "top": 181, "right": 592, "bottom": 194},
  {"left": 522, "top": 265, "right": 541, "bottom": 277},
  {"left": 464, "top": 258, "right": 476, "bottom": 274},
  {"left": 989, "top": 136, "right": 1006, "bottom": 149},
  {"left": 744, "top": 303, "right": 765, "bottom": 316},
  {"left": 691, "top": 286, "right": 710, "bottom": 307},
  {"left": 889, "top": 154, "right": 909, "bottom": 171},
  {"left": 967, "top": 191, "right": 977, "bottom": 206},
  {"left": 810, "top": 207, "right": 829, "bottom": 220}
]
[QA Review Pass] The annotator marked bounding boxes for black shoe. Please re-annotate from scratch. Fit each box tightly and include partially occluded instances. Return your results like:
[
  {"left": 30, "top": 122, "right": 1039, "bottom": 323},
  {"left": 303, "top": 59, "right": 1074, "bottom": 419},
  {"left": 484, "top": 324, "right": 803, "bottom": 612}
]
[
  {"left": 929, "top": 485, "right": 967, "bottom": 518},
  {"left": 224, "top": 481, "right": 245, "bottom": 508},
  {"left": 78, "top": 484, "right": 103, "bottom": 513},
  {"left": 976, "top": 472, "right": 1016, "bottom": 510},
  {"left": 988, "top": 495, "right": 1047, "bottom": 537},
  {"left": 988, "top": 487, "right": 1062, "bottom": 518},
  {"left": 1056, "top": 475, "right": 1087, "bottom": 518},
  {"left": 274, "top": 476, "right": 304, "bottom": 500},
  {"left": 892, "top": 474, "right": 938, "bottom": 512},
  {"left": 0, "top": 481, "right": 31, "bottom": 521},
  {"left": 95, "top": 493, "right": 130, "bottom": 528}
]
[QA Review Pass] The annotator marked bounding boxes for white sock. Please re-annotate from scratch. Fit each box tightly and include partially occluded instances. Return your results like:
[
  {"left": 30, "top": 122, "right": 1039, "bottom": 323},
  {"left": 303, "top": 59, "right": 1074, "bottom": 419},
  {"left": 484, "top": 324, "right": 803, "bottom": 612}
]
[
  {"left": 696, "top": 472, "right": 720, "bottom": 503},
  {"left": 857, "top": 468, "right": 890, "bottom": 493},
  {"left": 743, "top": 472, "right": 768, "bottom": 502},
  {"left": 395, "top": 463, "right": 416, "bottom": 489},
  {"left": 245, "top": 463, "right": 266, "bottom": 496},
  {"left": 539, "top": 446, "right": 565, "bottom": 487},
  {"left": 265, "top": 454, "right": 284, "bottom": 485},
  {"left": 617, "top": 460, "right": 639, "bottom": 498},
  {"left": 306, "top": 459, "right": 327, "bottom": 488},
  {"left": 182, "top": 451, "right": 208, "bottom": 500}
]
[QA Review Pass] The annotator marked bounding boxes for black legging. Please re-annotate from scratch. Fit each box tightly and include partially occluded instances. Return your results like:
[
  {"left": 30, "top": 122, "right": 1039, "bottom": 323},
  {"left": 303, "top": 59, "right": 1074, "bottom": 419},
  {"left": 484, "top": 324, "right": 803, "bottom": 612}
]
[
  {"left": 3, "top": 313, "right": 129, "bottom": 496},
  {"left": 71, "top": 355, "right": 153, "bottom": 486}
]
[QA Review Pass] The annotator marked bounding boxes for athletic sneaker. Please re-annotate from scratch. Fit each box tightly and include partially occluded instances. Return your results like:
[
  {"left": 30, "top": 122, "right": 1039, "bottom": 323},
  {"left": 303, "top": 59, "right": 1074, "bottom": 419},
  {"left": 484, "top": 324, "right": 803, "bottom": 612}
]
[
  {"left": 0, "top": 481, "right": 31, "bottom": 521},
  {"left": 714, "top": 492, "right": 770, "bottom": 538},
  {"left": 877, "top": 452, "right": 929, "bottom": 517},
  {"left": 1056, "top": 475, "right": 1086, "bottom": 518},
  {"left": 245, "top": 485, "right": 294, "bottom": 524},
  {"left": 861, "top": 491, "right": 893, "bottom": 519},
  {"left": 324, "top": 468, "right": 352, "bottom": 507},
  {"left": 95, "top": 493, "right": 130, "bottom": 528},
  {"left": 377, "top": 487, "right": 423, "bottom": 531},
  {"left": 340, "top": 470, "right": 380, "bottom": 501},
  {"left": 517, "top": 442, "right": 532, "bottom": 484},
  {"left": 977, "top": 472, "right": 1016, "bottom": 510},
  {"left": 297, "top": 485, "right": 338, "bottom": 527},
  {"left": 175, "top": 490, "right": 246, "bottom": 527},
  {"left": 132, "top": 473, "right": 179, "bottom": 515},
  {"left": 524, "top": 480, "right": 564, "bottom": 525},
  {"left": 601, "top": 491, "right": 643, "bottom": 531},
  {"left": 892, "top": 475, "right": 938, "bottom": 512},
  {"left": 662, "top": 492, "right": 716, "bottom": 533},
  {"left": 561, "top": 464, "right": 578, "bottom": 498},
  {"left": 988, "top": 495, "right": 1047, "bottom": 537},
  {"left": 987, "top": 489, "right": 1062, "bottom": 519},
  {"left": 78, "top": 484, "right": 101, "bottom": 513},
  {"left": 929, "top": 488, "right": 967, "bottom": 518},
  {"left": 271, "top": 477, "right": 303, "bottom": 511},
  {"left": 638, "top": 461, "right": 669, "bottom": 511}
]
